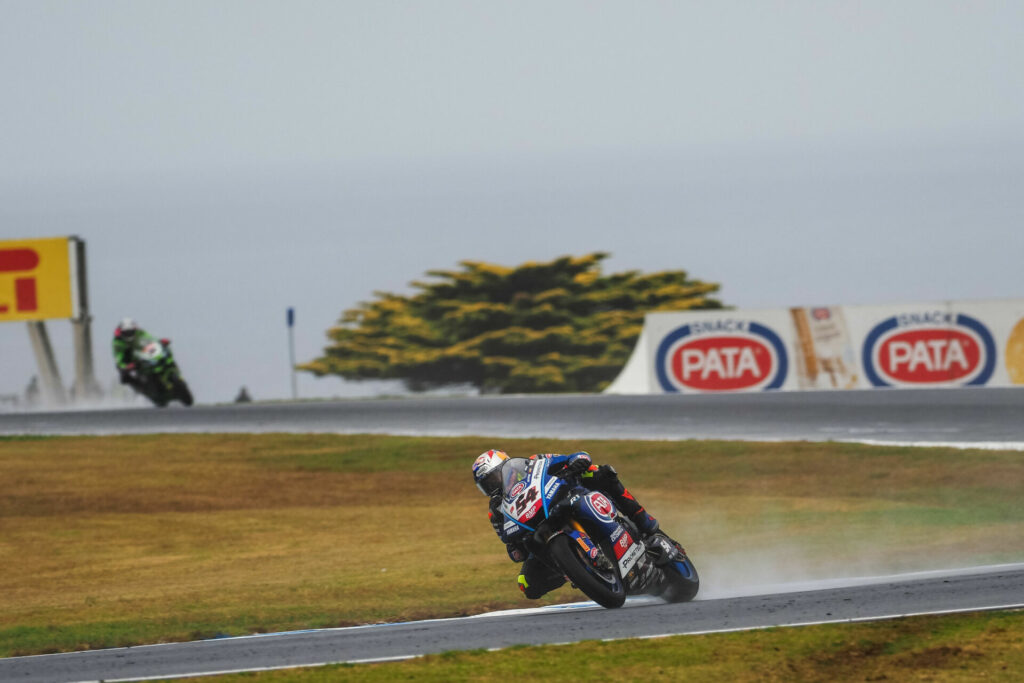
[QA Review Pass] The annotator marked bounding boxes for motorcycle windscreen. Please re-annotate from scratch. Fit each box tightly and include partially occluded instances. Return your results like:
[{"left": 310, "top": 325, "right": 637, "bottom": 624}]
[{"left": 502, "top": 458, "right": 546, "bottom": 527}]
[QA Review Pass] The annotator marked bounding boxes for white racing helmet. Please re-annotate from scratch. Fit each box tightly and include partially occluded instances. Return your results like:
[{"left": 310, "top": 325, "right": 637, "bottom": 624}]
[
  {"left": 118, "top": 317, "right": 139, "bottom": 340},
  {"left": 472, "top": 449, "right": 509, "bottom": 496}
]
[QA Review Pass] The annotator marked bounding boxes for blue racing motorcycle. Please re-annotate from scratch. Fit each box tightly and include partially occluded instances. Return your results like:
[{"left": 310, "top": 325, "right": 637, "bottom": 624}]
[{"left": 499, "top": 457, "right": 699, "bottom": 608}]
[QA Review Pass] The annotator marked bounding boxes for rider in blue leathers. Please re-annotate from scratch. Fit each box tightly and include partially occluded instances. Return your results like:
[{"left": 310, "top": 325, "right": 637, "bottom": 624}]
[{"left": 473, "top": 449, "right": 659, "bottom": 599}]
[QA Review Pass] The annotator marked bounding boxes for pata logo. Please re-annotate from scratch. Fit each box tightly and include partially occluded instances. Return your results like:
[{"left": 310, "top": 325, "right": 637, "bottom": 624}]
[
  {"left": 656, "top": 320, "right": 788, "bottom": 393},
  {"left": 862, "top": 313, "right": 995, "bottom": 387}
]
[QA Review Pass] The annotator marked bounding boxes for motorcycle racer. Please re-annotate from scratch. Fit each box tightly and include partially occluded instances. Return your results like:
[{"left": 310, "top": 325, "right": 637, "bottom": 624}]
[
  {"left": 473, "top": 448, "right": 660, "bottom": 600},
  {"left": 112, "top": 318, "right": 170, "bottom": 391}
]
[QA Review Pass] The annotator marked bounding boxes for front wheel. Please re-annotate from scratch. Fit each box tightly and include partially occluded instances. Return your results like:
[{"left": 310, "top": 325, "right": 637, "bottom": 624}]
[
  {"left": 548, "top": 533, "right": 625, "bottom": 608},
  {"left": 170, "top": 375, "right": 193, "bottom": 406}
]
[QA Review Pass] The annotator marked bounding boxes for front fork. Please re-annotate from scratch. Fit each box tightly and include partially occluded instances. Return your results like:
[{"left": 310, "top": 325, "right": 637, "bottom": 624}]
[
  {"left": 531, "top": 507, "right": 606, "bottom": 571},
  {"left": 565, "top": 519, "right": 601, "bottom": 562}
]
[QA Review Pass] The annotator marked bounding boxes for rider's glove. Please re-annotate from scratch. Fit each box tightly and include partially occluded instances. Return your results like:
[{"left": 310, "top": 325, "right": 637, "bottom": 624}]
[
  {"left": 506, "top": 542, "right": 527, "bottom": 563},
  {"left": 561, "top": 451, "right": 592, "bottom": 477}
]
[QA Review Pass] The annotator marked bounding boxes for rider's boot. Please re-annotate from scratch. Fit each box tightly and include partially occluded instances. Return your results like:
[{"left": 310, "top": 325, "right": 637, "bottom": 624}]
[{"left": 631, "top": 510, "right": 660, "bottom": 539}]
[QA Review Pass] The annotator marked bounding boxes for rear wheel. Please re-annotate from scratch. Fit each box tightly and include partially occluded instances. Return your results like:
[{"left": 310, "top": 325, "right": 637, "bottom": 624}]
[
  {"left": 653, "top": 535, "right": 700, "bottom": 603},
  {"left": 548, "top": 533, "right": 625, "bottom": 608},
  {"left": 138, "top": 376, "right": 167, "bottom": 407}
]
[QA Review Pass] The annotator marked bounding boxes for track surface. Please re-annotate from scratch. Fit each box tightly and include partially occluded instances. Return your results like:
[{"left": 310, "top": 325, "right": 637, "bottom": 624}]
[
  {"left": 3, "top": 387, "right": 1024, "bottom": 447},
  {"left": 3, "top": 565, "right": 1023, "bottom": 682},
  {"left": 3, "top": 389, "right": 1022, "bottom": 681}
]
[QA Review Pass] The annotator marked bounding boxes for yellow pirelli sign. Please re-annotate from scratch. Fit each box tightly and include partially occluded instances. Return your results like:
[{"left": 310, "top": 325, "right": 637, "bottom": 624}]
[{"left": 0, "top": 237, "right": 74, "bottom": 322}]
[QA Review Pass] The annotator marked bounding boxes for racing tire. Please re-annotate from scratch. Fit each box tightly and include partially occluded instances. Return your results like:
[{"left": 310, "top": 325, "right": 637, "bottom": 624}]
[
  {"left": 171, "top": 376, "right": 194, "bottom": 407},
  {"left": 654, "top": 535, "right": 700, "bottom": 603},
  {"left": 548, "top": 533, "right": 626, "bottom": 609},
  {"left": 137, "top": 377, "right": 167, "bottom": 408}
]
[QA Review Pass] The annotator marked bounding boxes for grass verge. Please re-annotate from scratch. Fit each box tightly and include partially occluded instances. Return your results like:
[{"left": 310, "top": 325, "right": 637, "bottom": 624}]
[{"left": 1, "top": 434, "right": 1022, "bottom": 657}]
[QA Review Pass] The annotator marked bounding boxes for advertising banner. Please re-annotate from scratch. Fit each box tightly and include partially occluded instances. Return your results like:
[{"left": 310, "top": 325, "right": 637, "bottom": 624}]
[
  {"left": 0, "top": 237, "right": 74, "bottom": 322},
  {"left": 606, "top": 298, "right": 1024, "bottom": 393}
]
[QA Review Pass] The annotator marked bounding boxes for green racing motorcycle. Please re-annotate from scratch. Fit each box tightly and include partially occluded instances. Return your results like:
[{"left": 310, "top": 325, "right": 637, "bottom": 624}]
[{"left": 128, "top": 337, "right": 194, "bottom": 408}]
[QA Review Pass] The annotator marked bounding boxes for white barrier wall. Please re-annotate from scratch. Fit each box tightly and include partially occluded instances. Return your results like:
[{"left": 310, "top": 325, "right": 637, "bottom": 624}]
[{"left": 604, "top": 298, "right": 1024, "bottom": 394}]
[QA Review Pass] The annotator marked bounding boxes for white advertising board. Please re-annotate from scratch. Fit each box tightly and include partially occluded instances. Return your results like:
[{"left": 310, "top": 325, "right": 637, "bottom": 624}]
[{"left": 604, "top": 299, "right": 1024, "bottom": 394}]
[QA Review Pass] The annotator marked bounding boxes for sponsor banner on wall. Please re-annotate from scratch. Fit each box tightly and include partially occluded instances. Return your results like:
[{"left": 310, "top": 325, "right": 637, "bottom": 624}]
[
  {"left": 0, "top": 237, "right": 74, "bottom": 322},
  {"left": 651, "top": 316, "right": 789, "bottom": 393},
  {"left": 605, "top": 298, "right": 1024, "bottom": 394}
]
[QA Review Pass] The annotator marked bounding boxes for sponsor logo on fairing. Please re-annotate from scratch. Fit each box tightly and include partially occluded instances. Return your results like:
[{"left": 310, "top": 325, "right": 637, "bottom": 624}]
[
  {"left": 617, "top": 538, "right": 644, "bottom": 575},
  {"left": 655, "top": 320, "right": 788, "bottom": 392},
  {"left": 508, "top": 482, "right": 525, "bottom": 498},
  {"left": 522, "top": 500, "right": 542, "bottom": 521},
  {"left": 544, "top": 477, "right": 560, "bottom": 497},
  {"left": 585, "top": 493, "right": 615, "bottom": 522},
  {"left": 532, "top": 459, "right": 546, "bottom": 480},
  {"left": 862, "top": 312, "right": 995, "bottom": 387},
  {"left": 613, "top": 530, "right": 634, "bottom": 559}
]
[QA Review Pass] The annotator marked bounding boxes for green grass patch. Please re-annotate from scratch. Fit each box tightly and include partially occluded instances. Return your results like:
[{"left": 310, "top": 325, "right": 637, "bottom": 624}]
[{"left": 1, "top": 434, "right": 1022, "bottom": 657}]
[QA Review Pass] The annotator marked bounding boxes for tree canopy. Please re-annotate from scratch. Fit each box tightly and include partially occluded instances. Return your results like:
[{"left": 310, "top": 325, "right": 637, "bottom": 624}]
[{"left": 300, "top": 252, "right": 723, "bottom": 393}]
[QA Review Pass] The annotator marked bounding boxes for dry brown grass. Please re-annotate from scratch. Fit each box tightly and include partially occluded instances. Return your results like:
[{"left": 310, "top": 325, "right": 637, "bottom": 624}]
[{"left": 1, "top": 434, "right": 1022, "bottom": 655}]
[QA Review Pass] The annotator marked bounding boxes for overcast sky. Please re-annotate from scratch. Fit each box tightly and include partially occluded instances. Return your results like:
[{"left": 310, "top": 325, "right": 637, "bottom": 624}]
[{"left": 2, "top": 1, "right": 1022, "bottom": 405}]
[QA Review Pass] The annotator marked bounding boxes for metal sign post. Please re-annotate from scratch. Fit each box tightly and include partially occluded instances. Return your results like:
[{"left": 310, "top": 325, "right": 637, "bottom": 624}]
[
  {"left": 26, "top": 321, "right": 66, "bottom": 404},
  {"left": 69, "top": 237, "right": 99, "bottom": 399}
]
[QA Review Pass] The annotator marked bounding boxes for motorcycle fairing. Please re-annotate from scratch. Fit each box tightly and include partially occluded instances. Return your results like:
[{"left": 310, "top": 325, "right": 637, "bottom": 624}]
[
  {"left": 137, "top": 342, "right": 163, "bottom": 361},
  {"left": 611, "top": 528, "right": 644, "bottom": 577},
  {"left": 569, "top": 491, "right": 649, "bottom": 586},
  {"left": 133, "top": 339, "right": 178, "bottom": 390}
]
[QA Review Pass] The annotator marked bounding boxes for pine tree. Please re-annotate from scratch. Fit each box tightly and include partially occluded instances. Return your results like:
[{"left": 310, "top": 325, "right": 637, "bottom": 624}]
[{"left": 300, "top": 252, "right": 723, "bottom": 393}]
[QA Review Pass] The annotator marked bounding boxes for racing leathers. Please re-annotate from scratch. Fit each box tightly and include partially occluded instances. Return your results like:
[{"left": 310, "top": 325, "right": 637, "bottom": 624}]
[
  {"left": 113, "top": 328, "right": 165, "bottom": 388},
  {"left": 487, "top": 451, "right": 659, "bottom": 600}
]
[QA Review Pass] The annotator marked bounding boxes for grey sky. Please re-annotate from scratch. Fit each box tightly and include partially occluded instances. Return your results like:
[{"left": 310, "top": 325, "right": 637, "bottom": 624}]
[{"left": 2, "top": 1, "right": 1022, "bottom": 403}]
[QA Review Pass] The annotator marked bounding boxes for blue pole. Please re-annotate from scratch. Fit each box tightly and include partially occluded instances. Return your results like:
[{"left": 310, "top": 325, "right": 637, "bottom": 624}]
[{"left": 287, "top": 307, "right": 297, "bottom": 400}]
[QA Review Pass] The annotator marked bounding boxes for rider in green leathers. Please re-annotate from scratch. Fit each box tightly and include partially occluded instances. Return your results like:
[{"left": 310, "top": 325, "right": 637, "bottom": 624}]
[{"left": 112, "top": 318, "right": 167, "bottom": 392}]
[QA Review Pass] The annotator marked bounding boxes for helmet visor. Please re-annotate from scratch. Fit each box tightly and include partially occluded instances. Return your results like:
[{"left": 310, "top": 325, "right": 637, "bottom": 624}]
[{"left": 476, "top": 466, "right": 504, "bottom": 497}]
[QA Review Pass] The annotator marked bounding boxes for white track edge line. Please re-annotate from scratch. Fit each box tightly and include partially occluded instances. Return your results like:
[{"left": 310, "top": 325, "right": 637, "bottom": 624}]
[
  {"left": 74, "top": 602, "right": 1024, "bottom": 683},
  {"left": 18, "top": 561, "right": 1024, "bottom": 664}
]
